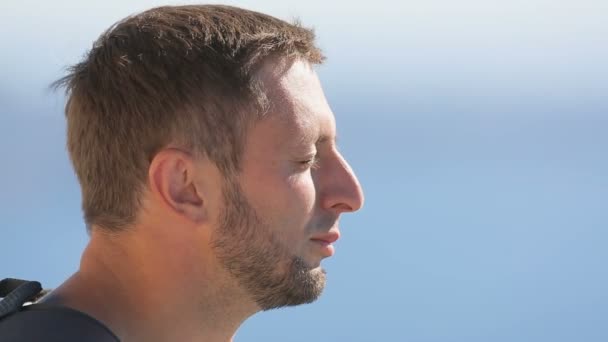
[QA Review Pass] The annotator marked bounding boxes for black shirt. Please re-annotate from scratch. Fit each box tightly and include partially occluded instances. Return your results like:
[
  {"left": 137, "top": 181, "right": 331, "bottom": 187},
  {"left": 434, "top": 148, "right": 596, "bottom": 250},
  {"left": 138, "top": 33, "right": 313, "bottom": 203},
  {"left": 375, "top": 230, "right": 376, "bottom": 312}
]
[{"left": 0, "top": 303, "right": 119, "bottom": 341}]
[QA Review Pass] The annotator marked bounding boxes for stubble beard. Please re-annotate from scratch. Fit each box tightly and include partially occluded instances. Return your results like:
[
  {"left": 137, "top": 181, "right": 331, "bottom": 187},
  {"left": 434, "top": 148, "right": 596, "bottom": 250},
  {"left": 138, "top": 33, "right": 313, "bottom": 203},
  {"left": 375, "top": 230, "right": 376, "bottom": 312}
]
[{"left": 211, "top": 179, "right": 326, "bottom": 311}]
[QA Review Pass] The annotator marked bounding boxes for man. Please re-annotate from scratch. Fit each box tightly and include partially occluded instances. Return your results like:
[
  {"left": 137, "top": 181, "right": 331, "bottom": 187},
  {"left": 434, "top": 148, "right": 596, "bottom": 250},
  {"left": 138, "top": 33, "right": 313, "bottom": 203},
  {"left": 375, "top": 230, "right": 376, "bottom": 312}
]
[{"left": 0, "top": 4, "right": 363, "bottom": 341}]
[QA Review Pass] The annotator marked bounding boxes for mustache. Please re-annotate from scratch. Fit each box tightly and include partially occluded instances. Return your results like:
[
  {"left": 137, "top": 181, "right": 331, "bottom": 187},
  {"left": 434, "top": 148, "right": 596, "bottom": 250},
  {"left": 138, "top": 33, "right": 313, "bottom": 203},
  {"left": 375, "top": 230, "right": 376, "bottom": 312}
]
[{"left": 307, "top": 215, "right": 339, "bottom": 233}]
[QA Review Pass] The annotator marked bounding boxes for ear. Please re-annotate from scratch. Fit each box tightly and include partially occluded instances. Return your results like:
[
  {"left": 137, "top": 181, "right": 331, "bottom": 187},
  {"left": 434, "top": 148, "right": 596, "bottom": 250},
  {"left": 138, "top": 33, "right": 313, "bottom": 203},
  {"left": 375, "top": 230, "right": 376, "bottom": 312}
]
[{"left": 148, "top": 148, "right": 207, "bottom": 224}]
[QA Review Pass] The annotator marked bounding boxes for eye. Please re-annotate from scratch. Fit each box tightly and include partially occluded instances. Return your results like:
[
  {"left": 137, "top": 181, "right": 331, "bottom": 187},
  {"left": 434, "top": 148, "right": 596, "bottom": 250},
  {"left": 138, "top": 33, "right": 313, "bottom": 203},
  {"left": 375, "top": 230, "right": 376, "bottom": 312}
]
[{"left": 299, "top": 154, "right": 320, "bottom": 170}]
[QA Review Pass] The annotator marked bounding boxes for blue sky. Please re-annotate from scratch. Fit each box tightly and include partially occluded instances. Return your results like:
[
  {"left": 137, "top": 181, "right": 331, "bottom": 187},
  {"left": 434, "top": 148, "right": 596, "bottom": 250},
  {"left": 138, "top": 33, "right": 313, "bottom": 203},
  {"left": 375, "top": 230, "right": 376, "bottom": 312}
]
[{"left": 1, "top": 1, "right": 607, "bottom": 341}]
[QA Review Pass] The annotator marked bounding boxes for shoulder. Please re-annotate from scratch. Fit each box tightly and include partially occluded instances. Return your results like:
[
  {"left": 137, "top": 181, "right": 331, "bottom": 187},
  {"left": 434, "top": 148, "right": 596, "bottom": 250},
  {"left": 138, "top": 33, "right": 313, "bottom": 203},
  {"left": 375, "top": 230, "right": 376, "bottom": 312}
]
[{"left": 0, "top": 304, "right": 119, "bottom": 342}]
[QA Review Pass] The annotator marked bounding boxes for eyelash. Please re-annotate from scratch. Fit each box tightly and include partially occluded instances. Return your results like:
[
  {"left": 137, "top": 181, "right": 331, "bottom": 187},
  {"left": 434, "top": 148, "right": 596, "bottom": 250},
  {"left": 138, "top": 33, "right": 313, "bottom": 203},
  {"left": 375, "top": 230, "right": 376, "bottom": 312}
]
[{"left": 300, "top": 155, "right": 320, "bottom": 170}]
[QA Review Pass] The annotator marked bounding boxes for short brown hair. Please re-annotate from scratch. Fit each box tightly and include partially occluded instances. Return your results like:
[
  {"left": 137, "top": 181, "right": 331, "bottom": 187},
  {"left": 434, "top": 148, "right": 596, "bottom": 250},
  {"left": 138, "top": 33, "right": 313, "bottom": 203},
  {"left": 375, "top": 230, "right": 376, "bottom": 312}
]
[{"left": 54, "top": 5, "right": 325, "bottom": 231}]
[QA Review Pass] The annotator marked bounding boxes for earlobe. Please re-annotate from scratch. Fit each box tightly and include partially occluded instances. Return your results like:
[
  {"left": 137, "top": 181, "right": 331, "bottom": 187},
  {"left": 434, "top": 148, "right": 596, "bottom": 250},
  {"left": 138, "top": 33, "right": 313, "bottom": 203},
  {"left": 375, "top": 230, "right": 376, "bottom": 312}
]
[{"left": 149, "top": 149, "right": 207, "bottom": 224}]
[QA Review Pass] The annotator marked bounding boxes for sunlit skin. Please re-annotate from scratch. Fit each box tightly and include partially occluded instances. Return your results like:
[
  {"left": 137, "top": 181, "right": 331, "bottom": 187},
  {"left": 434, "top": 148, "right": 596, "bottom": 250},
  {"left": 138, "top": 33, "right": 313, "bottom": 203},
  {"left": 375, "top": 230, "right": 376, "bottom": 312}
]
[
  {"left": 238, "top": 57, "right": 364, "bottom": 266},
  {"left": 40, "top": 57, "right": 364, "bottom": 342}
]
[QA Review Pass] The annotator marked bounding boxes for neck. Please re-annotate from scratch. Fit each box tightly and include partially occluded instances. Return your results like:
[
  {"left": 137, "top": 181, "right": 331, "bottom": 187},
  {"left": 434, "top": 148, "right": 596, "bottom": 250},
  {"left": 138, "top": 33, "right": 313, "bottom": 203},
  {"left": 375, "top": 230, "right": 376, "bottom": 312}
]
[{"left": 42, "top": 225, "right": 259, "bottom": 342}]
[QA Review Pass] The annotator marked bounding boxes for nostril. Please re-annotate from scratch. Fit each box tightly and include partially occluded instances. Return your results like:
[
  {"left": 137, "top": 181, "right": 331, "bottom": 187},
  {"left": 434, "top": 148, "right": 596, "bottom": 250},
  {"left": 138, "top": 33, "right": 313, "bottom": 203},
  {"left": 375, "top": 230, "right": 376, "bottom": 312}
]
[{"left": 332, "top": 202, "right": 354, "bottom": 213}]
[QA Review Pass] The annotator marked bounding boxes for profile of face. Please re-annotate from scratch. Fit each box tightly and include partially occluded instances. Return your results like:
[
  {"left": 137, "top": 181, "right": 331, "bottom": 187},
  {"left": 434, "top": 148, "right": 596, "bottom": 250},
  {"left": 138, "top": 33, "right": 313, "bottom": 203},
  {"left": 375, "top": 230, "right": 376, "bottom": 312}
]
[{"left": 210, "top": 58, "right": 364, "bottom": 310}]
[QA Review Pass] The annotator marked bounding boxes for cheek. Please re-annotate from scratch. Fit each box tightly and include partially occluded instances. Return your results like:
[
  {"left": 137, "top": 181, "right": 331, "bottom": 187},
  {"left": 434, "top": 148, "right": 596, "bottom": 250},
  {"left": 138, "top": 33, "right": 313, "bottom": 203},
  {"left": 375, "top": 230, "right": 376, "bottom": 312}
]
[
  {"left": 286, "top": 173, "right": 317, "bottom": 216},
  {"left": 244, "top": 168, "right": 317, "bottom": 230},
  {"left": 261, "top": 172, "right": 317, "bottom": 236},
  {"left": 279, "top": 174, "right": 317, "bottom": 249}
]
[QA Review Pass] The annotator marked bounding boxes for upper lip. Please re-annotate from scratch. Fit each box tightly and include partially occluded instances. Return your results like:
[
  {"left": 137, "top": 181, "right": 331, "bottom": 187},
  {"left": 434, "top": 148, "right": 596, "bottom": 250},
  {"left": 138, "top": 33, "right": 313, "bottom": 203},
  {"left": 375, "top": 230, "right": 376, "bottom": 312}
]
[{"left": 310, "top": 230, "right": 341, "bottom": 244}]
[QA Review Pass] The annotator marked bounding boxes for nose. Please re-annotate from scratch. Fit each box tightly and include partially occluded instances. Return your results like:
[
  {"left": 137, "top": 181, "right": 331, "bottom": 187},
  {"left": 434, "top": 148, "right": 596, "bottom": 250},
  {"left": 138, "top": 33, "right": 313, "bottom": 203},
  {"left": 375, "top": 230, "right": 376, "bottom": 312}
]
[{"left": 319, "top": 150, "right": 365, "bottom": 214}]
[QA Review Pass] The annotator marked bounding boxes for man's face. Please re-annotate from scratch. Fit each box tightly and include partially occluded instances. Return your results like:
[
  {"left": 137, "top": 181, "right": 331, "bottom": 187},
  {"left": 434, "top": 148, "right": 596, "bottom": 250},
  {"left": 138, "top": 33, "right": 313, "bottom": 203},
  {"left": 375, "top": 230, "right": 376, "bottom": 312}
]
[{"left": 211, "top": 59, "right": 364, "bottom": 310}]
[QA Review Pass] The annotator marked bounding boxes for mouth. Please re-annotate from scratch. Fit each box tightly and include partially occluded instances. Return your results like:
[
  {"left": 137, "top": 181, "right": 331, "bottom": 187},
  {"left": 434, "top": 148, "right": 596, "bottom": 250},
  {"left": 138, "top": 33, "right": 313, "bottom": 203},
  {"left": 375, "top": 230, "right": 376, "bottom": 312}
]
[{"left": 310, "top": 230, "right": 340, "bottom": 257}]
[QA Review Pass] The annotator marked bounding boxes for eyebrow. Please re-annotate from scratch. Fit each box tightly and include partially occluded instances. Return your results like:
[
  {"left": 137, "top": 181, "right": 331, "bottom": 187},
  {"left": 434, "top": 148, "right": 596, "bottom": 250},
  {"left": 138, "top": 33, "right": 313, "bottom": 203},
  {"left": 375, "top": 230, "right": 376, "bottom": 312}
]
[{"left": 316, "top": 133, "right": 337, "bottom": 145}]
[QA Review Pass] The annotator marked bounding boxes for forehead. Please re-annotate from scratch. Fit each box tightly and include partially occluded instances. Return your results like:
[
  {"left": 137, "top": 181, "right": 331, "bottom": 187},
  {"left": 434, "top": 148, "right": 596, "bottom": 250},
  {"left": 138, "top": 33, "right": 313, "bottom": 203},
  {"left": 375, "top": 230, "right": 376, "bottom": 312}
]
[{"left": 253, "top": 58, "right": 336, "bottom": 143}]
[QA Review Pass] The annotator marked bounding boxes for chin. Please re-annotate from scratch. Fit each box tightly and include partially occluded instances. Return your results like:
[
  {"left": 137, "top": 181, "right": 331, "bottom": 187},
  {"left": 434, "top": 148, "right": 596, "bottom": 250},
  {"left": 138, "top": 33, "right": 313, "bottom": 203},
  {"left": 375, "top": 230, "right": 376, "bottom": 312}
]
[{"left": 257, "top": 258, "right": 327, "bottom": 310}]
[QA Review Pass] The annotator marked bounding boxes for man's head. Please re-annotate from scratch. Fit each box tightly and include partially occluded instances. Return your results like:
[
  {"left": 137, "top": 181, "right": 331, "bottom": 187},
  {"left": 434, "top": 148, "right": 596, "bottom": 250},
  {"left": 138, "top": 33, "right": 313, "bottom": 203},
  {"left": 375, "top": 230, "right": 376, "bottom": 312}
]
[
  {"left": 56, "top": 4, "right": 325, "bottom": 230},
  {"left": 211, "top": 58, "right": 364, "bottom": 309},
  {"left": 56, "top": 5, "right": 363, "bottom": 310}
]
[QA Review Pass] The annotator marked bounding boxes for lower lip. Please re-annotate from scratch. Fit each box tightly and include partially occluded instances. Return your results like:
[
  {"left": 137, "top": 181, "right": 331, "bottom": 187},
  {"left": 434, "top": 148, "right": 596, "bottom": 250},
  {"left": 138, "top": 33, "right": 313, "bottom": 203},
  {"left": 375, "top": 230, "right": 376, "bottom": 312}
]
[{"left": 311, "top": 239, "right": 335, "bottom": 257}]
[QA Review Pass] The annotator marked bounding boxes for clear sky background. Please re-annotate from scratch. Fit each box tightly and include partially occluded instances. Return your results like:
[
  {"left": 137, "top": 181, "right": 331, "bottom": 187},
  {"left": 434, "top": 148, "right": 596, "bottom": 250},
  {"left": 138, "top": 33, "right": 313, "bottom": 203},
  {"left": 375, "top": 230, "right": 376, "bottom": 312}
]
[{"left": 1, "top": 0, "right": 607, "bottom": 341}]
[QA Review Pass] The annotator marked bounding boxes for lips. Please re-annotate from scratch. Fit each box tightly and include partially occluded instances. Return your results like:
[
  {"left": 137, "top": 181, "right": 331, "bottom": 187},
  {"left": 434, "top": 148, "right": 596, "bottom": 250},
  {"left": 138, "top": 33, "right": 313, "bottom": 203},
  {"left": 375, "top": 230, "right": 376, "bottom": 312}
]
[
  {"left": 310, "top": 231, "right": 339, "bottom": 257},
  {"left": 310, "top": 230, "right": 340, "bottom": 244}
]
